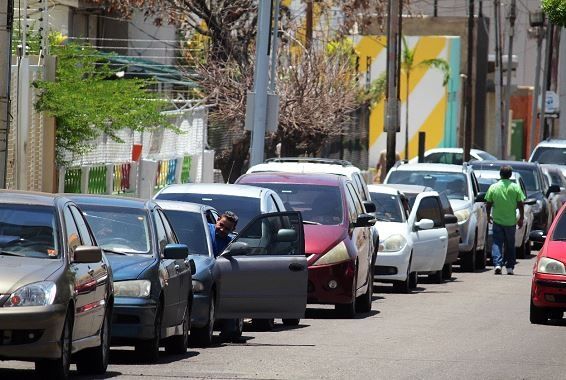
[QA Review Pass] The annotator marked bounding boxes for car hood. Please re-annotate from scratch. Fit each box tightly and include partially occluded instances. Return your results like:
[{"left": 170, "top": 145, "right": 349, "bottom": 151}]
[
  {"left": 449, "top": 199, "right": 471, "bottom": 212},
  {"left": 188, "top": 254, "right": 215, "bottom": 281},
  {"left": 0, "top": 257, "right": 63, "bottom": 294},
  {"left": 106, "top": 254, "right": 157, "bottom": 282},
  {"left": 375, "top": 222, "right": 407, "bottom": 240},
  {"left": 304, "top": 225, "right": 346, "bottom": 255}
]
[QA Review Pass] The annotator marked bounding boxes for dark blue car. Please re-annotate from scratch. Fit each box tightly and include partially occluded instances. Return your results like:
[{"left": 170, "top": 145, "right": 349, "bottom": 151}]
[{"left": 69, "top": 195, "right": 194, "bottom": 362}]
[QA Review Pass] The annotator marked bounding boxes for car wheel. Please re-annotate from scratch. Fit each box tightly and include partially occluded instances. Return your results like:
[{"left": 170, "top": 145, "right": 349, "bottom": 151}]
[
  {"left": 530, "top": 299, "right": 549, "bottom": 325},
  {"left": 408, "top": 271, "right": 419, "bottom": 289},
  {"left": 220, "top": 318, "right": 244, "bottom": 341},
  {"left": 428, "top": 270, "right": 443, "bottom": 284},
  {"left": 461, "top": 240, "right": 477, "bottom": 272},
  {"left": 336, "top": 274, "right": 357, "bottom": 317},
  {"left": 164, "top": 301, "right": 190, "bottom": 355},
  {"left": 251, "top": 318, "right": 275, "bottom": 331},
  {"left": 282, "top": 318, "right": 300, "bottom": 326},
  {"left": 191, "top": 294, "right": 215, "bottom": 347},
  {"left": 76, "top": 306, "right": 111, "bottom": 374},
  {"left": 36, "top": 309, "right": 72, "bottom": 380},
  {"left": 356, "top": 266, "right": 373, "bottom": 313},
  {"left": 516, "top": 242, "right": 525, "bottom": 260},
  {"left": 136, "top": 303, "right": 162, "bottom": 363},
  {"left": 442, "top": 263, "right": 453, "bottom": 281},
  {"left": 525, "top": 240, "right": 532, "bottom": 257}
]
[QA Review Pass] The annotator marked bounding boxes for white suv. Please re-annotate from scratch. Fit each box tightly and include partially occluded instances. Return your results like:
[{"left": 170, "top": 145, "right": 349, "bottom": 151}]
[
  {"left": 529, "top": 139, "right": 566, "bottom": 176},
  {"left": 384, "top": 163, "right": 488, "bottom": 272}
]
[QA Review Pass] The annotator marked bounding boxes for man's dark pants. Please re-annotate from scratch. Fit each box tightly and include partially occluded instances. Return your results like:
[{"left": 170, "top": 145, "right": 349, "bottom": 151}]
[{"left": 491, "top": 223, "right": 516, "bottom": 269}]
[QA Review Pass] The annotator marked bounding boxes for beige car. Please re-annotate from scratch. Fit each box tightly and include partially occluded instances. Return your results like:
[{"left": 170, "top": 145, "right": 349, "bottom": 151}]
[{"left": 0, "top": 191, "right": 113, "bottom": 379}]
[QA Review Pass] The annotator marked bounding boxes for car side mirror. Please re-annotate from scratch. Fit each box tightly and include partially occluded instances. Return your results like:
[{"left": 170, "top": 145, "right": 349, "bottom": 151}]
[
  {"left": 444, "top": 214, "right": 458, "bottom": 224},
  {"left": 546, "top": 185, "right": 561, "bottom": 197},
  {"left": 475, "top": 192, "right": 486, "bottom": 203},
  {"left": 415, "top": 218, "right": 434, "bottom": 230},
  {"left": 363, "top": 201, "right": 376, "bottom": 213},
  {"left": 529, "top": 230, "right": 546, "bottom": 243},
  {"left": 354, "top": 213, "right": 376, "bottom": 227},
  {"left": 163, "top": 244, "right": 189, "bottom": 260},
  {"left": 276, "top": 229, "right": 297, "bottom": 242},
  {"left": 188, "top": 258, "right": 196, "bottom": 275},
  {"left": 524, "top": 198, "right": 537, "bottom": 206},
  {"left": 73, "top": 245, "right": 102, "bottom": 263},
  {"left": 222, "top": 241, "right": 249, "bottom": 257}
]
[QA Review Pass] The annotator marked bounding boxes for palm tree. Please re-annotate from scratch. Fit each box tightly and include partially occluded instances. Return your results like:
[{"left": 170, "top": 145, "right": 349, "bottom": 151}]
[{"left": 400, "top": 36, "right": 450, "bottom": 159}]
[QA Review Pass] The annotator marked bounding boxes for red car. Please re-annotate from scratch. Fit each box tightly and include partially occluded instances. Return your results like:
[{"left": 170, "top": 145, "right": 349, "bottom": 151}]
[
  {"left": 530, "top": 202, "right": 566, "bottom": 324},
  {"left": 236, "top": 172, "right": 377, "bottom": 317}
]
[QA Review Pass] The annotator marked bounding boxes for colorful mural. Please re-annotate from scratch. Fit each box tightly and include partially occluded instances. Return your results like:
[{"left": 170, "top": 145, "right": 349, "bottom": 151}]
[{"left": 353, "top": 35, "right": 461, "bottom": 167}]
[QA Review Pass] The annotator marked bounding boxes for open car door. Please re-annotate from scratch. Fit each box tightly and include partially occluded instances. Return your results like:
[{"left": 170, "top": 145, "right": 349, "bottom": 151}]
[{"left": 215, "top": 211, "right": 307, "bottom": 319}]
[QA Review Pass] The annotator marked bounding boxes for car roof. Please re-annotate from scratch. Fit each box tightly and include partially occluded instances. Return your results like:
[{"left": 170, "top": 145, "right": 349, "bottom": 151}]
[
  {"left": 155, "top": 199, "right": 214, "bottom": 213},
  {"left": 247, "top": 161, "right": 361, "bottom": 177},
  {"left": 380, "top": 184, "right": 434, "bottom": 194},
  {"left": 237, "top": 172, "right": 344, "bottom": 186},
  {"left": 156, "top": 183, "right": 270, "bottom": 199},
  {"left": 470, "top": 160, "right": 538, "bottom": 169},
  {"left": 534, "top": 139, "right": 566, "bottom": 148},
  {"left": 421, "top": 147, "right": 488, "bottom": 155},
  {"left": 367, "top": 184, "right": 400, "bottom": 196},
  {"left": 392, "top": 163, "right": 467, "bottom": 173},
  {"left": 0, "top": 190, "right": 61, "bottom": 207},
  {"left": 66, "top": 194, "right": 150, "bottom": 209}
]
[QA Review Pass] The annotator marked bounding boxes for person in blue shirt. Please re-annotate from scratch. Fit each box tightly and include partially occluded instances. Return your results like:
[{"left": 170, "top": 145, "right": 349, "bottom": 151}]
[{"left": 208, "top": 211, "right": 238, "bottom": 256}]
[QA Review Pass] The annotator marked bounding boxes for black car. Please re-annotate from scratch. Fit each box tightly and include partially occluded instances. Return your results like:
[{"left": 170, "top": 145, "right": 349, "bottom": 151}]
[
  {"left": 69, "top": 195, "right": 194, "bottom": 362},
  {"left": 470, "top": 160, "right": 560, "bottom": 235}
]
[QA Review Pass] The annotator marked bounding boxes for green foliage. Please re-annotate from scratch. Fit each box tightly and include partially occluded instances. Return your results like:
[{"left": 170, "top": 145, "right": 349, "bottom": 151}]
[
  {"left": 11, "top": 23, "right": 42, "bottom": 55},
  {"left": 360, "top": 73, "right": 387, "bottom": 108},
  {"left": 542, "top": 0, "right": 566, "bottom": 27},
  {"left": 34, "top": 41, "right": 170, "bottom": 164}
]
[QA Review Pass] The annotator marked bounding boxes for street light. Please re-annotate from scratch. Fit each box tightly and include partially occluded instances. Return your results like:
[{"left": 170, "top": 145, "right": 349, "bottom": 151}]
[{"left": 529, "top": 10, "right": 545, "bottom": 28}]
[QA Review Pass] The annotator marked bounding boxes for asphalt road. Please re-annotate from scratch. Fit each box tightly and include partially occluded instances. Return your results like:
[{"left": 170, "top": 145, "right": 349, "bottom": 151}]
[{"left": 3, "top": 254, "right": 566, "bottom": 379}]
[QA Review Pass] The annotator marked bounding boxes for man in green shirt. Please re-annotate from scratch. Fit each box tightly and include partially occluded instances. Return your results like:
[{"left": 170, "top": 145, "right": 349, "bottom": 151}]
[{"left": 485, "top": 165, "right": 525, "bottom": 275}]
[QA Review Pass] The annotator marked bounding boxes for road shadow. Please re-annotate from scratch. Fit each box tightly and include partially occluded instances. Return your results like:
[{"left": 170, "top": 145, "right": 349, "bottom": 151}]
[
  {"left": 304, "top": 307, "right": 379, "bottom": 320},
  {"left": 109, "top": 348, "right": 199, "bottom": 365},
  {"left": 542, "top": 318, "right": 566, "bottom": 327},
  {"left": 0, "top": 368, "right": 123, "bottom": 380}
]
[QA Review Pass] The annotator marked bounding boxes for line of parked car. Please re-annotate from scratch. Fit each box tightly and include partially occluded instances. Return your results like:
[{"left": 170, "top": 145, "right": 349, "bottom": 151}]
[{"left": 2, "top": 143, "right": 566, "bottom": 378}]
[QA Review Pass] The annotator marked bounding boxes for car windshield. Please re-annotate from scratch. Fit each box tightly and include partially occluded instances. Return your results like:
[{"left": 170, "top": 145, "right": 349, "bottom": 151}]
[
  {"left": 531, "top": 147, "right": 566, "bottom": 165},
  {"left": 369, "top": 192, "right": 403, "bottom": 222},
  {"left": 162, "top": 210, "right": 209, "bottom": 256},
  {"left": 247, "top": 183, "right": 343, "bottom": 225},
  {"left": 471, "top": 164, "right": 540, "bottom": 192},
  {"left": 477, "top": 178, "right": 497, "bottom": 193},
  {"left": 155, "top": 193, "right": 260, "bottom": 229},
  {"left": 81, "top": 206, "right": 151, "bottom": 254},
  {"left": 0, "top": 205, "right": 59, "bottom": 259},
  {"left": 387, "top": 171, "right": 469, "bottom": 200}
]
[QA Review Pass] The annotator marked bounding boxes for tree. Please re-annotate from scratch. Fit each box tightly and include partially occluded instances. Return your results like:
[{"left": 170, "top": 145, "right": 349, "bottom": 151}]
[
  {"left": 34, "top": 38, "right": 170, "bottom": 164},
  {"left": 542, "top": 0, "right": 566, "bottom": 27}
]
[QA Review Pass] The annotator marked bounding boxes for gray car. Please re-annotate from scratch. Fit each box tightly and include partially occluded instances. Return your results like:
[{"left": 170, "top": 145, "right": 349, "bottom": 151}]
[{"left": 0, "top": 191, "right": 113, "bottom": 379}]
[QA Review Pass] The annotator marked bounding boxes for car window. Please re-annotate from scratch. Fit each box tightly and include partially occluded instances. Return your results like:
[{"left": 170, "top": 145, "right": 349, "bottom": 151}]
[
  {"left": 346, "top": 183, "right": 364, "bottom": 216},
  {"left": 153, "top": 210, "right": 168, "bottom": 254},
  {"left": 157, "top": 209, "right": 178, "bottom": 244},
  {"left": 344, "top": 187, "right": 358, "bottom": 222},
  {"left": 265, "top": 194, "right": 279, "bottom": 213},
  {"left": 0, "top": 204, "right": 59, "bottom": 259},
  {"left": 70, "top": 206, "right": 94, "bottom": 246},
  {"left": 416, "top": 197, "right": 443, "bottom": 228},
  {"left": 162, "top": 209, "right": 210, "bottom": 256},
  {"left": 81, "top": 205, "right": 152, "bottom": 255},
  {"left": 387, "top": 171, "right": 469, "bottom": 200},
  {"left": 552, "top": 212, "right": 566, "bottom": 240},
  {"left": 369, "top": 192, "right": 404, "bottom": 222},
  {"left": 531, "top": 147, "right": 566, "bottom": 165},
  {"left": 437, "top": 192, "right": 454, "bottom": 216},
  {"left": 64, "top": 206, "right": 83, "bottom": 259},
  {"left": 352, "top": 174, "right": 368, "bottom": 201}
]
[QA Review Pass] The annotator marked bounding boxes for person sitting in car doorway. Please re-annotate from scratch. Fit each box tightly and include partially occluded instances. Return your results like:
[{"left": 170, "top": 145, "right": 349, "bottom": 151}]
[{"left": 209, "top": 211, "right": 238, "bottom": 256}]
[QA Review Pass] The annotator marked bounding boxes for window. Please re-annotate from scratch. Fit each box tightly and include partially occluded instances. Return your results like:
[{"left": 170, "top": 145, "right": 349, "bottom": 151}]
[
  {"left": 387, "top": 171, "right": 469, "bottom": 200},
  {"left": 346, "top": 183, "right": 364, "bottom": 216},
  {"left": 369, "top": 192, "right": 404, "bottom": 222},
  {"left": 157, "top": 209, "right": 177, "bottom": 244},
  {"left": 437, "top": 192, "right": 454, "bottom": 217},
  {"left": 153, "top": 211, "right": 168, "bottom": 254},
  {"left": 265, "top": 194, "right": 279, "bottom": 213},
  {"left": 531, "top": 147, "right": 566, "bottom": 165},
  {"left": 162, "top": 209, "right": 210, "bottom": 256},
  {"left": 416, "top": 197, "right": 443, "bottom": 228},
  {"left": 70, "top": 206, "right": 94, "bottom": 246},
  {"left": 344, "top": 187, "right": 358, "bottom": 222},
  {"left": 64, "top": 207, "right": 82, "bottom": 258}
]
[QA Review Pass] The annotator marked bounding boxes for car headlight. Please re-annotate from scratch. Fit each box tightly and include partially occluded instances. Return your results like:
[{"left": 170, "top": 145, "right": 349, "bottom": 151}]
[
  {"left": 538, "top": 257, "right": 566, "bottom": 275},
  {"left": 192, "top": 280, "right": 205, "bottom": 293},
  {"left": 379, "top": 234, "right": 407, "bottom": 252},
  {"left": 114, "top": 280, "right": 151, "bottom": 298},
  {"left": 532, "top": 199, "right": 543, "bottom": 214},
  {"left": 312, "top": 241, "right": 350, "bottom": 266},
  {"left": 3, "top": 281, "right": 57, "bottom": 307},
  {"left": 454, "top": 209, "right": 471, "bottom": 223}
]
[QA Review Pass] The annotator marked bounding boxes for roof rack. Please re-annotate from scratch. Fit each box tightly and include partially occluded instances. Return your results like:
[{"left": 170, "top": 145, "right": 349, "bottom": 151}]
[{"left": 264, "top": 157, "right": 353, "bottom": 167}]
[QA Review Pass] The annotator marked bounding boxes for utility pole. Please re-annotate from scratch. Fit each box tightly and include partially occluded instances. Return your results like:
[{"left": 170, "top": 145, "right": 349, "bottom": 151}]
[
  {"left": 305, "top": 0, "right": 313, "bottom": 50},
  {"left": 529, "top": 10, "right": 544, "bottom": 153},
  {"left": 503, "top": 0, "right": 516, "bottom": 160},
  {"left": 0, "top": 0, "right": 13, "bottom": 188},
  {"left": 464, "top": 0, "right": 474, "bottom": 162},
  {"left": 493, "top": 0, "right": 503, "bottom": 159},
  {"left": 384, "top": 0, "right": 401, "bottom": 172},
  {"left": 540, "top": 23, "right": 553, "bottom": 142},
  {"left": 248, "top": 0, "right": 272, "bottom": 167}
]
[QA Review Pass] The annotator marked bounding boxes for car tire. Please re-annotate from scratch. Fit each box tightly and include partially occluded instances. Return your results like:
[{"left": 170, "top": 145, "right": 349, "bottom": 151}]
[
  {"left": 525, "top": 240, "right": 532, "bottom": 257},
  {"left": 251, "top": 318, "right": 275, "bottom": 331},
  {"left": 191, "top": 294, "right": 215, "bottom": 347},
  {"left": 220, "top": 318, "right": 244, "bottom": 341},
  {"left": 442, "top": 263, "right": 453, "bottom": 281},
  {"left": 282, "top": 318, "right": 300, "bottom": 326},
  {"left": 408, "top": 271, "right": 418, "bottom": 289},
  {"left": 135, "top": 303, "right": 162, "bottom": 363},
  {"left": 164, "top": 301, "right": 190, "bottom": 355},
  {"left": 36, "top": 309, "right": 72, "bottom": 380},
  {"left": 356, "top": 266, "right": 373, "bottom": 313},
  {"left": 530, "top": 299, "right": 549, "bottom": 325},
  {"left": 76, "top": 306, "right": 111, "bottom": 374},
  {"left": 461, "top": 240, "right": 477, "bottom": 272},
  {"left": 428, "top": 270, "right": 443, "bottom": 284}
]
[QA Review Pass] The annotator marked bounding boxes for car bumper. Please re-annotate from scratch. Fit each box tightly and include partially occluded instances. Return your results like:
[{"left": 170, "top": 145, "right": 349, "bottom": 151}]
[
  {"left": 110, "top": 297, "right": 158, "bottom": 343},
  {"left": 531, "top": 273, "right": 566, "bottom": 309},
  {"left": 458, "top": 219, "right": 474, "bottom": 252},
  {"left": 190, "top": 293, "right": 210, "bottom": 329},
  {"left": 374, "top": 246, "right": 411, "bottom": 282},
  {"left": 0, "top": 304, "right": 67, "bottom": 360},
  {"left": 307, "top": 260, "right": 356, "bottom": 305}
]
